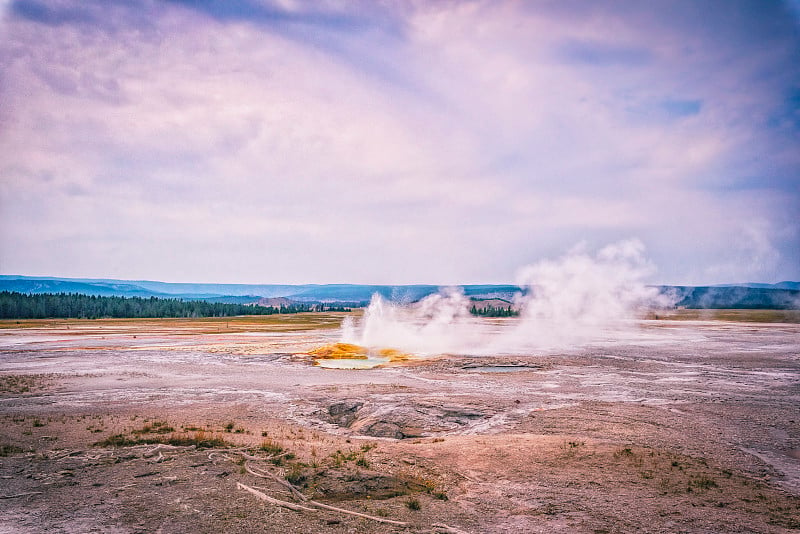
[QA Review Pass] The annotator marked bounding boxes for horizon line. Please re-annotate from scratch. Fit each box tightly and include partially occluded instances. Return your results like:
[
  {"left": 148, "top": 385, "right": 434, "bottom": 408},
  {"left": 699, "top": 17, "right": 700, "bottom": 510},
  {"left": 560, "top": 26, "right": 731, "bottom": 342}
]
[{"left": 1, "top": 273, "right": 798, "bottom": 289}]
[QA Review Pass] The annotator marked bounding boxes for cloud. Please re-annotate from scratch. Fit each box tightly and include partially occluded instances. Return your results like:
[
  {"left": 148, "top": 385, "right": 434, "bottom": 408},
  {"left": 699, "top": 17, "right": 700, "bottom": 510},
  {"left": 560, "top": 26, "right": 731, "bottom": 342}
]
[
  {"left": 0, "top": 1, "right": 798, "bottom": 284},
  {"left": 10, "top": 0, "right": 101, "bottom": 27},
  {"left": 659, "top": 99, "right": 702, "bottom": 118},
  {"left": 164, "top": 0, "right": 383, "bottom": 33},
  {"left": 556, "top": 39, "right": 652, "bottom": 66}
]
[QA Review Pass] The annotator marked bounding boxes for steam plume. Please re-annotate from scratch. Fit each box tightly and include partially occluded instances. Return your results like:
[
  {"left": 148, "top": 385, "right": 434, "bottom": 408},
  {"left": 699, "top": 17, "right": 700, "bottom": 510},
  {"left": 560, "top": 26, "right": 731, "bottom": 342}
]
[{"left": 341, "top": 240, "right": 673, "bottom": 355}]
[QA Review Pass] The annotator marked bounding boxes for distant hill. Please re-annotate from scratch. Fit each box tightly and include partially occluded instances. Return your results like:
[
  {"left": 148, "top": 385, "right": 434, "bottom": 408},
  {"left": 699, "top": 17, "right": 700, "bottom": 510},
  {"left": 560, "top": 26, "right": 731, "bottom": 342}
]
[
  {"left": 0, "top": 276, "right": 311, "bottom": 299},
  {"left": 666, "top": 286, "right": 800, "bottom": 310},
  {"left": 285, "top": 285, "right": 441, "bottom": 303},
  {"left": 1, "top": 276, "right": 797, "bottom": 309},
  {"left": 0, "top": 277, "right": 521, "bottom": 304},
  {"left": 462, "top": 285, "right": 522, "bottom": 300},
  {"left": 711, "top": 281, "right": 800, "bottom": 291},
  {"left": 0, "top": 278, "right": 168, "bottom": 298}
]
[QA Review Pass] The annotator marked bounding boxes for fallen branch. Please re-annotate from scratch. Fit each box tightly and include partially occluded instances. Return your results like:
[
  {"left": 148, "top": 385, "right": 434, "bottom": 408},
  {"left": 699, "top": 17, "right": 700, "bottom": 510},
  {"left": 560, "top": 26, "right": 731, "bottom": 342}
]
[
  {"left": 236, "top": 482, "right": 409, "bottom": 527},
  {"left": 432, "top": 523, "right": 470, "bottom": 534},
  {"left": 142, "top": 444, "right": 178, "bottom": 457},
  {"left": 307, "top": 500, "right": 409, "bottom": 526},
  {"left": 236, "top": 482, "right": 316, "bottom": 512},
  {"left": 235, "top": 451, "right": 260, "bottom": 461},
  {"left": 0, "top": 491, "right": 43, "bottom": 499},
  {"left": 244, "top": 462, "right": 308, "bottom": 502},
  {"left": 228, "top": 450, "right": 292, "bottom": 462}
]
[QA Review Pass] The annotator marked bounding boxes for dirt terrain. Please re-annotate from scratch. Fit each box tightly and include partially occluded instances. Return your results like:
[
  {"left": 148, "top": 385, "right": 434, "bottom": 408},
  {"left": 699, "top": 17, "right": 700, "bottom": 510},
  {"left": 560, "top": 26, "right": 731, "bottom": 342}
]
[{"left": 1, "top": 312, "right": 799, "bottom": 533}]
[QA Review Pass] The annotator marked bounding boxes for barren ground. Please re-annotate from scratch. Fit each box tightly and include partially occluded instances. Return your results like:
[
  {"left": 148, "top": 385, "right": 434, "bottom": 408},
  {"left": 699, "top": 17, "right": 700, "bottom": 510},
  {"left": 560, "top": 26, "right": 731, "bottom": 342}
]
[{"left": 1, "top": 312, "right": 799, "bottom": 533}]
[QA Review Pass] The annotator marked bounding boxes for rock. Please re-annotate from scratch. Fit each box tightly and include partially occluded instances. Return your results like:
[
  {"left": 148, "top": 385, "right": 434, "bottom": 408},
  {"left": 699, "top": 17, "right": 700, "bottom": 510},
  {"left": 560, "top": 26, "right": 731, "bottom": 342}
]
[
  {"left": 441, "top": 406, "right": 484, "bottom": 419},
  {"left": 360, "top": 421, "right": 424, "bottom": 439},
  {"left": 327, "top": 401, "right": 363, "bottom": 427},
  {"left": 362, "top": 421, "right": 403, "bottom": 439}
]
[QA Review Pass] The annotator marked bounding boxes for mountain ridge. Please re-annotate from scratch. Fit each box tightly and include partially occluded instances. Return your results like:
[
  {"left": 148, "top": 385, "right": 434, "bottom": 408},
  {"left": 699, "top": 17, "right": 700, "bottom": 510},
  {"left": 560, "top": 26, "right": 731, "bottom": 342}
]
[{"left": 1, "top": 275, "right": 798, "bottom": 309}]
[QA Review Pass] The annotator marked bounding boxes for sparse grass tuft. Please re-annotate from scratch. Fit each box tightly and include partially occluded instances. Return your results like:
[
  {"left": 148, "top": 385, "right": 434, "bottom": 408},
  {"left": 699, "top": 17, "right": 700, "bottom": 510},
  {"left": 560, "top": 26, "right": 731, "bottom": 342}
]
[
  {"left": 259, "top": 439, "right": 284, "bottom": 456},
  {"left": 131, "top": 421, "right": 174, "bottom": 435},
  {"left": 94, "top": 430, "right": 232, "bottom": 449},
  {"left": 0, "top": 443, "right": 24, "bottom": 456},
  {"left": 0, "top": 374, "right": 49, "bottom": 394},
  {"left": 614, "top": 447, "right": 634, "bottom": 458},
  {"left": 285, "top": 462, "right": 306, "bottom": 486},
  {"left": 329, "top": 449, "right": 360, "bottom": 468},
  {"left": 166, "top": 431, "right": 231, "bottom": 448},
  {"left": 94, "top": 433, "right": 138, "bottom": 447},
  {"left": 405, "top": 497, "right": 421, "bottom": 511},
  {"left": 689, "top": 476, "right": 718, "bottom": 490}
]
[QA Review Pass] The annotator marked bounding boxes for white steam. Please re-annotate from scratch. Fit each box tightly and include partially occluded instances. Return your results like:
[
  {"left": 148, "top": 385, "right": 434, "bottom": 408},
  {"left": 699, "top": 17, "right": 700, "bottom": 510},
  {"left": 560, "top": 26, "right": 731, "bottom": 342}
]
[
  {"left": 341, "top": 240, "right": 674, "bottom": 355},
  {"left": 341, "top": 287, "right": 486, "bottom": 354}
]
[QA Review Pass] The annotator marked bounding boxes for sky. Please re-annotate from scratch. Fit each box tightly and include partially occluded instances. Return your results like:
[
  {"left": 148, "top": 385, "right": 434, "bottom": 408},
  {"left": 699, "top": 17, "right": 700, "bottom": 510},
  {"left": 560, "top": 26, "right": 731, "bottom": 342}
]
[{"left": 0, "top": 0, "right": 798, "bottom": 285}]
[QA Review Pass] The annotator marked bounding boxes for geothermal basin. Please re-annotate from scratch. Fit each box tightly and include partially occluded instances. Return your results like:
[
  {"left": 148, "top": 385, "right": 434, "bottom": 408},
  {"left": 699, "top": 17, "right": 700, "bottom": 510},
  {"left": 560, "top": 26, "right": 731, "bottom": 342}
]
[{"left": 0, "top": 312, "right": 799, "bottom": 533}]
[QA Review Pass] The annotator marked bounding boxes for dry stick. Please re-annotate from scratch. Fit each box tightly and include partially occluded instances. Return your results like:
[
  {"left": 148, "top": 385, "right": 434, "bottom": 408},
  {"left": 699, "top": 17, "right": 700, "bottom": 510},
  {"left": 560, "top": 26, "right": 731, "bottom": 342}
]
[
  {"left": 207, "top": 451, "right": 232, "bottom": 462},
  {"left": 236, "top": 451, "right": 263, "bottom": 461},
  {"left": 0, "top": 492, "right": 43, "bottom": 499},
  {"left": 239, "top": 457, "right": 410, "bottom": 528},
  {"left": 306, "top": 499, "right": 409, "bottom": 527},
  {"left": 244, "top": 462, "right": 308, "bottom": 502},
  {"left": 142, "top": 445, "right": 173, "bottom": 457},
  {"left": 238, "top": 450, "right": 292, "bottom": 462},
  {"left": 237, "top": 482, "right": 409, "bottom": 527},
  {"left": 236, "top": 483, "right": 317, "bottom": 513},
  {"left": 432, "top": 523, "right": 470, "bottom": 534}
]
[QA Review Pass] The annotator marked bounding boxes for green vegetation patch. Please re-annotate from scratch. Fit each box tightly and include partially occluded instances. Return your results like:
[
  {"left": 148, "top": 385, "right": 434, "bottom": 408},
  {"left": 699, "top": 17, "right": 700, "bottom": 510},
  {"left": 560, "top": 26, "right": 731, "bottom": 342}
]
[
  {"left": 0, "top": 443, "right": 24, "bottom": 456},
  {"left": 0, "top": 374, "right": 50, "bottom": 394},
  {"left": 0, "top": 291, "right": 353, "bottom": 320},
  {"left": 131, "top": 421, "right": 175, "bottom": 435},
  {"left": 95, "top": 430, "right": 233, "bottom": 449}
]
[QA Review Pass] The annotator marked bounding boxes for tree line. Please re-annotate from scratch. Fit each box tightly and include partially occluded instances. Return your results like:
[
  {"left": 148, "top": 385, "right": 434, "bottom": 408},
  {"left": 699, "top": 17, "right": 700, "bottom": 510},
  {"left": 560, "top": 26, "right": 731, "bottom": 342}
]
[
  {"left": 469, "top": 304, "right": 519, "bottom": 317},
  {"left": 0, "top": 292, "right": 350, "bottom": 319}
]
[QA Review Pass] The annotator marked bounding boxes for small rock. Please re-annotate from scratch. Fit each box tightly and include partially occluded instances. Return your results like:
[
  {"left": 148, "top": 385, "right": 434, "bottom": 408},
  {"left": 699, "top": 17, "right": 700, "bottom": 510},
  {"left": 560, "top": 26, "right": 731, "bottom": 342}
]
[{"left": 328, "top": 401, "right": 364, "bottom": 427}]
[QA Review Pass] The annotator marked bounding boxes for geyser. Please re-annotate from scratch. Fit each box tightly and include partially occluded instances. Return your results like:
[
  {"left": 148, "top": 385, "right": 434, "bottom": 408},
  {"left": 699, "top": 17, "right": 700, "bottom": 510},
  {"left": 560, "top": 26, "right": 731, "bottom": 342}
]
[{"left": 341, "top": 239, "right": 673, "bottom": 355}]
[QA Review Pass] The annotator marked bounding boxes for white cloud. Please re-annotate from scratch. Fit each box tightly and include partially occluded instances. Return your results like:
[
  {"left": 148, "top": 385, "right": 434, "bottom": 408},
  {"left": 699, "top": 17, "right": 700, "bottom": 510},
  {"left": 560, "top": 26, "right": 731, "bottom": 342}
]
[{"left": 0, "top": 1, "right": 797, "bottom": 284}]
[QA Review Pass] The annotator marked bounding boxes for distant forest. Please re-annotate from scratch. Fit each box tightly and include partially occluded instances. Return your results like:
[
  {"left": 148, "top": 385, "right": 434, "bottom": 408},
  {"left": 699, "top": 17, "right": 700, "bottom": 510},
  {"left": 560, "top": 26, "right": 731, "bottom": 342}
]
[
  {"left": 470, "top": 304, "right": 519, "bottom": 317},
  {"left": 0, "top": 292, "right": 350, "bottom": 319}
]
